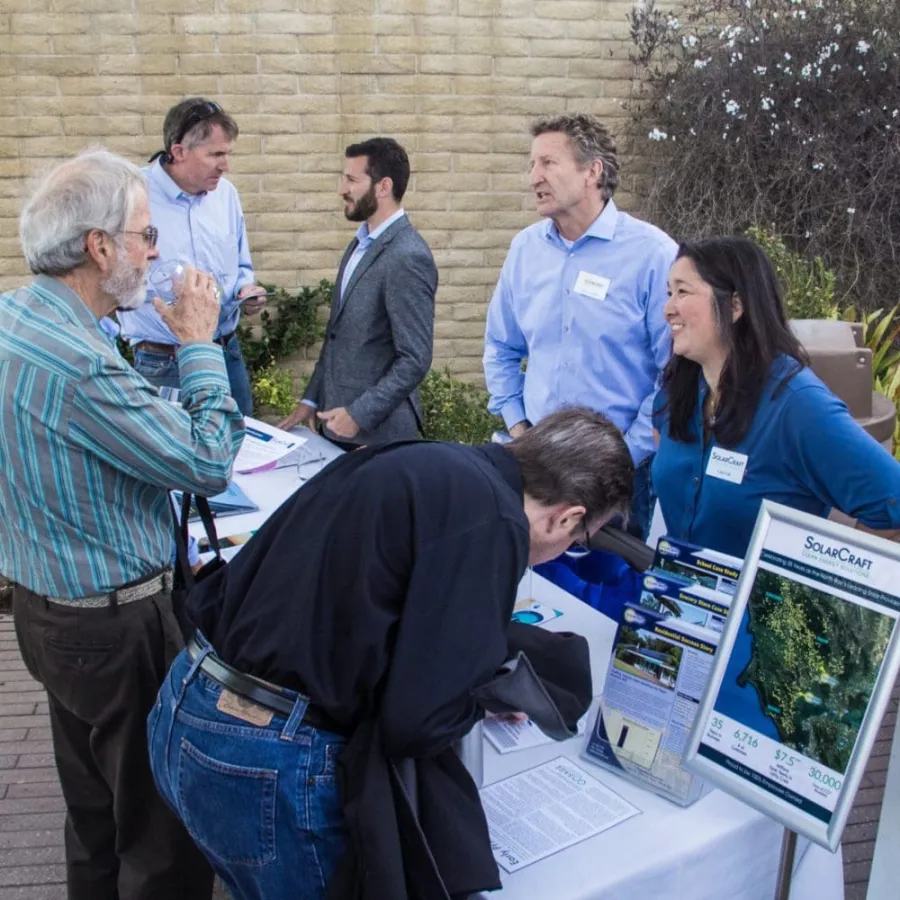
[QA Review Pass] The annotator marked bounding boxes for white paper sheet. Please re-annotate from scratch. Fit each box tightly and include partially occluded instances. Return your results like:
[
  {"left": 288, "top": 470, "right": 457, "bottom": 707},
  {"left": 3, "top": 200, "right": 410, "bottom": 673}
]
[
  {"left": 484, "top": 715, "right": 587, "bottom": 755},
  {"left": 234, "top": 417, "right": 307, "bottom": 474},
  {"left": 481, "top": 757, "right": 640, "bottom": 873}
]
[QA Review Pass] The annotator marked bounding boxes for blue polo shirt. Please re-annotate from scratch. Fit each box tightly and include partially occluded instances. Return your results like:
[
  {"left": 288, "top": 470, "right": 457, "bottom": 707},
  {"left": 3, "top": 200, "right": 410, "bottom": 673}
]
[{"left": 652, "top": 356, "right": 900, "bottom": 558}]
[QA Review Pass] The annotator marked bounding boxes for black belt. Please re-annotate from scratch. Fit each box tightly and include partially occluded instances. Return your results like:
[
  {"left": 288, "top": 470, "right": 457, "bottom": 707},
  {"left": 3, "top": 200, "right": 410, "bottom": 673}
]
[{"left": 186, "top": 637, "right": 349, "bottom": 737}]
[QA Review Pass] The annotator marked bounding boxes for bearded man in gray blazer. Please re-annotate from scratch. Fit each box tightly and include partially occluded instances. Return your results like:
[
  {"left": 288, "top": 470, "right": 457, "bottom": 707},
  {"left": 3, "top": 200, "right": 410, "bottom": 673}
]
[{"left": 279, "top": 138, "right": 437, "bottom": 447}]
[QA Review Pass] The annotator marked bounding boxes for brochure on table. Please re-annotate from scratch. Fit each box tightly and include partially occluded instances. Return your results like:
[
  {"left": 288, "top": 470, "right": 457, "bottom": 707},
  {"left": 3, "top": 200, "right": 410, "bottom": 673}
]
[
  {"left": 684, "top": 500, "right": 900, "bottom": 851},
  {"left": 172, "top": 480, "right": 258, "bottom": 521},
  {"left": 654, "top": 537, "right": 742, "bottom": 595},
  {"left": 234, "top": 417, "right": 307, "bottom": 474},
  {"left": 583, "top": 602, "right": 721, "bottom": 806}
]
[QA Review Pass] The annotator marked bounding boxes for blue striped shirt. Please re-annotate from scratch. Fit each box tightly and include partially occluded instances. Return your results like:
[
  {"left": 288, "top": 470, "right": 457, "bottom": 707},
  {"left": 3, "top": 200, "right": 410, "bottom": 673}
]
[{"left": 0, "top": 276, "right": 245, "bottom": 598}]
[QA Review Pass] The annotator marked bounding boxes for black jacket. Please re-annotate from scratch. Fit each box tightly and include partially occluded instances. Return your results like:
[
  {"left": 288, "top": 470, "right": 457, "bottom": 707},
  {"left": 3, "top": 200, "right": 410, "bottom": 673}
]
[{"left": 187, "top": 441, "right": 591, "bottom": 899}]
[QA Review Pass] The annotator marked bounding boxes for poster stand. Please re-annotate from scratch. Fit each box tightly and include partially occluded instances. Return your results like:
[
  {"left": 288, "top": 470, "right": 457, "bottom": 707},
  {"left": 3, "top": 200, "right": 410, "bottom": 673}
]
[
  {"left": 684, "top": 501, "right": 900, "bottom": 851},
  {"left": 774, "top": 828, "right": 797, "bottom": 900}
]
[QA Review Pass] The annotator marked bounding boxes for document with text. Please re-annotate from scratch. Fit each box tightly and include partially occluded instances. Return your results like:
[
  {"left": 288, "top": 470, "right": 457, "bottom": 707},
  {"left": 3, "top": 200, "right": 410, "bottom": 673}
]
[{"left": 481, "top": 757, "right": 640, "bottom": 873}]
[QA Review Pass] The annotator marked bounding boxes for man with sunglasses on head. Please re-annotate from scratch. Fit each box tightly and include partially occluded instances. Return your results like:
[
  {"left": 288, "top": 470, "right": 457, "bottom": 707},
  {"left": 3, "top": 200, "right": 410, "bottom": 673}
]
[
  {"left": 0, "top": 148, "right": 244, "bottom": 899},
  {"left": 117, "top": 97, "right": 265, "bottom": 415}
]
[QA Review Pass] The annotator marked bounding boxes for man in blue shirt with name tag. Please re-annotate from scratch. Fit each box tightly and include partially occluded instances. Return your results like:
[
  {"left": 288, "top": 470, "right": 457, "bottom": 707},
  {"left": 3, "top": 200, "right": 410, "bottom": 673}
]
[
  {"left": 118, "top": 97, "right": 266, "bottom": 415},
  {"left": 483, "top": 113, "right": 677, "bottom": 538}
]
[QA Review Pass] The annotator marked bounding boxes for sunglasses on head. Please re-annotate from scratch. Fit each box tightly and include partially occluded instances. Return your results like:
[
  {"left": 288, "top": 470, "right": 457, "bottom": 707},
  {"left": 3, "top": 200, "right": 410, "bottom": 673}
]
[{"left": 172, "top": 101, "right": 223, "bottom": 147}]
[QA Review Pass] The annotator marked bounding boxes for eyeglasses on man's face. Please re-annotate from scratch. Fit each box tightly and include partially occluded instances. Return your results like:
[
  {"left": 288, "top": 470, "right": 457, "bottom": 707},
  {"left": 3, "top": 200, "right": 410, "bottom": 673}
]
[
  {"left": 120, "top": 225, "right": 159, "bottom": 249},
  {"left": 569, "top": 518, "right": 593, "bottom": 554}
]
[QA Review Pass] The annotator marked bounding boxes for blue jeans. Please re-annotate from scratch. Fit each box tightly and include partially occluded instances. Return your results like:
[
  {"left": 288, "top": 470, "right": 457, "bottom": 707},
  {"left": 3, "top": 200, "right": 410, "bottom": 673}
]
[
  {"left": 134, "top": 337, "right": 254, "bottom": 416},
  {"left": 147, "top": 637, "right": 347, "bottom": 900}
]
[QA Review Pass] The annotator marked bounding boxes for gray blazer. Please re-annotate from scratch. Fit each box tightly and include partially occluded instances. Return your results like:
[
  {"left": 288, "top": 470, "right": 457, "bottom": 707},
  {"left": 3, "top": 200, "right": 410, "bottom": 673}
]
[{"left": 304, "top": 214, "right": 437, "bottom": 445}]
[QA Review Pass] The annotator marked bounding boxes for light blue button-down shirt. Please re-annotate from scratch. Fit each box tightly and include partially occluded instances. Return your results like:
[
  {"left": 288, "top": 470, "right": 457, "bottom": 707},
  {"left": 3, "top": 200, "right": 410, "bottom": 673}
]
[
  {"left": 117, "top": 161, "right": 255, "bottom": 345},
  {"left": 483, "top": 200, "right": 677, "bottom": 465},
  {"left": 340, "top": 207, "right": 407, "bottom": 303},
  {"left": 303, "top": 208, "right": 406, "bottom": 410}
]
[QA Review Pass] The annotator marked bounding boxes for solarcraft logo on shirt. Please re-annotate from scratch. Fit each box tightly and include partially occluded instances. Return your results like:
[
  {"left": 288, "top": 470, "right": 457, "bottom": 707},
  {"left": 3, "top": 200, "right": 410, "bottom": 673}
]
[{"left": 802, "top": 535, "right": 874, "bottom": 574}]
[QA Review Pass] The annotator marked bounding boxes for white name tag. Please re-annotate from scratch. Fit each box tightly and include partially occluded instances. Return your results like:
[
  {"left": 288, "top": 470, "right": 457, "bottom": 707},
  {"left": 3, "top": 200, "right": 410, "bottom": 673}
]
[
  {"left": 706, "top": 447, "right": 748, "bottom": 484},
  {"left": 573, "top": 270, "right": 611, "bottom": 301}
]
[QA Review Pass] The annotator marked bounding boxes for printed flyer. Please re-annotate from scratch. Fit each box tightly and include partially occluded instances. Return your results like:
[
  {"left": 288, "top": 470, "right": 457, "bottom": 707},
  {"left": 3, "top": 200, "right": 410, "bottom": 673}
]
[
  {"left": 583, "top": 603, "right": 718, "bottom": 805},
  {"left": 654, "top": 536, "right": 742, "bottom": 595},
  {"left": 685, "top": 501, "right": 900, "bottom": 850}
]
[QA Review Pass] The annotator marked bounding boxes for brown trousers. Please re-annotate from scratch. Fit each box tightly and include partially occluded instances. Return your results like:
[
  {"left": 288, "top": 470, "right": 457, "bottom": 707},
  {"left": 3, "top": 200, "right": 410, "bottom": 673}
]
[{"left": 12, "top": 585, "right": 214, "bottom": 900}]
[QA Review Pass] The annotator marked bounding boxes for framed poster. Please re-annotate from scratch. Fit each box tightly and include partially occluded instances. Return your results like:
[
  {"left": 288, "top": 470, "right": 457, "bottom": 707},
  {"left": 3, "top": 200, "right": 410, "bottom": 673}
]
[{"left": 684, "top": 501, "right": 900, "bottom": 851}]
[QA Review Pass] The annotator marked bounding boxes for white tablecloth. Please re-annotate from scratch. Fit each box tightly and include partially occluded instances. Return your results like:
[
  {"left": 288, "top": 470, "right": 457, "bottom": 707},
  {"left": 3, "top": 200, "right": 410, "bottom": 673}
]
[
  {"left": 197, "top": 433, "right": 844, "bottom": 900},
  {"left": 477, "top": 573, "right": 844, "bottom": 900}
]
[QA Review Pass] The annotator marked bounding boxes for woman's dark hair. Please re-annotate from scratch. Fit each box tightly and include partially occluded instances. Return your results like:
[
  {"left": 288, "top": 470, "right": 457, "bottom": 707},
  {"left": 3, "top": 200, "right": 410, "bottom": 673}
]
[{"left": 661, "top": 236, "right": 809, "bottom": 446}]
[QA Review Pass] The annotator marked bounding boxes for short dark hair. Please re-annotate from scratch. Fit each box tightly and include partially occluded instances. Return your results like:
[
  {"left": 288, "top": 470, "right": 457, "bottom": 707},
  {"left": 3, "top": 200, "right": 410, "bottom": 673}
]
[
  {"left": 507, "top": 408, "right": 634, "bottom": 526},
  {"left": 530, "top": 113, "right": 619, "bottom": 201},
  {"left": 661, "top": 237, "right": 809, "bottom": 446},
  {"left": 163, "top": 98, "right": 239, "bottom": 152},
  {"left": 345, "top": 137, "right": 410, "bottom": 202}
]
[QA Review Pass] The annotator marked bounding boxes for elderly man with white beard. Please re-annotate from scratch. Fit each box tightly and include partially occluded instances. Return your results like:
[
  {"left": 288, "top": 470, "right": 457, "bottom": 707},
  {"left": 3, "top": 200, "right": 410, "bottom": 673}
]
[{"left": 0, "top": 147, "right": 244, "bottom": 900}]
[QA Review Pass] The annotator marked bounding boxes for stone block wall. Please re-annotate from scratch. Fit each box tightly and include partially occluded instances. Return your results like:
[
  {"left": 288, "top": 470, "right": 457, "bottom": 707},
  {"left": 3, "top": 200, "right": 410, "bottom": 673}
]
[{"left": 0, "top": 0, "right": 643, "bottom": 379}]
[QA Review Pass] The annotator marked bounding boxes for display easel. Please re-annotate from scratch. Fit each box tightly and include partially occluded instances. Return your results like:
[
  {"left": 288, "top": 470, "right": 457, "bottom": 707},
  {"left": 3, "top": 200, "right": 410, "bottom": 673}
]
[{"left": 774, "top": 828, "right": 797, "bottom": 900}]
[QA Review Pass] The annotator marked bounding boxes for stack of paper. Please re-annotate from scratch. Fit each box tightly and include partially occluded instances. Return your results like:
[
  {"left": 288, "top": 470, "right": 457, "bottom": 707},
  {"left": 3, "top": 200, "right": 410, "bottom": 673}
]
[{"left": 234, "top": 417, "right": 307, "bottom": 474}]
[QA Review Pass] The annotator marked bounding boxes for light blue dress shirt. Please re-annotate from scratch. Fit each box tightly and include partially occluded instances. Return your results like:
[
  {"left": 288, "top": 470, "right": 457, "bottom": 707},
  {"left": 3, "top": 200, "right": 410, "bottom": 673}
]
[
  {"left": 340, "top": 207, "right": 407, "bottom": 303},
  {"left": 483, "top": 200, "right": 677, "bottom": 465},
  {"left": 303, "top": 208, "right": 406, "bottom": 409},
  {"left": 117, "top": 161, "right": 255, "bottom": 345}
]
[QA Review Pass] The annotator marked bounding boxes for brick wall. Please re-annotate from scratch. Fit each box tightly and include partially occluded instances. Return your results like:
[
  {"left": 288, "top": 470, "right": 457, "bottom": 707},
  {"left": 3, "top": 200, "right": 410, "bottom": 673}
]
[{"left": 0, "top": 0, "right": 641, "bottom": 380}]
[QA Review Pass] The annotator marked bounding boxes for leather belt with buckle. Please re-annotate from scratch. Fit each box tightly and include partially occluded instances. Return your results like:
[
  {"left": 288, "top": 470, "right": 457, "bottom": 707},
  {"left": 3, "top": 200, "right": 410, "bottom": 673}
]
[
  {"left": 135, "top": 332, "right": 235, "bottom": 354},
  {"left": 186, "top": 636, "right": 350, "bottom": 737},
  {"left": 46, "top": 569, "right": 173, "bottom": 609},
  {"left": 135, "top": 340, "right": 178, "bottom": 356}
]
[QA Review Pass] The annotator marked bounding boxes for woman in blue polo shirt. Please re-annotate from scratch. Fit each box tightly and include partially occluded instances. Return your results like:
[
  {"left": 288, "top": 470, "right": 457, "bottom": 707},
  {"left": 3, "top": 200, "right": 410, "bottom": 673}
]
[{"left": 652, "top": 236, "right": 900, "bottom": 559}]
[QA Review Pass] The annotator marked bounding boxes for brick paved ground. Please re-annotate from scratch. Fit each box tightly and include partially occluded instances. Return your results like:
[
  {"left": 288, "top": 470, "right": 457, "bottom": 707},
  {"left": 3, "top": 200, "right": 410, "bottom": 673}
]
[{"left": 0, "top": 611, "right": 892, "bottom": 899}]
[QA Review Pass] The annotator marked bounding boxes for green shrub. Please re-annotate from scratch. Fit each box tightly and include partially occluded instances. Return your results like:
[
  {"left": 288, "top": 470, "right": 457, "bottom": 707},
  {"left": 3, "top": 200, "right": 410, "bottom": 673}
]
[
  {"left": 237, "top": 281, "right": 332, "bottom": 376},
  {"left": 251, "top": 364, "right": 299, "bottom": 417},
  {"left": 842, "top": 304, "right": 900, "bottom": 390},
  {"left": 746, "top": 227, "right": 837, "bottom": 321},
  {"left": 419, "top": 368, "right": 502, "bottom": 444}
]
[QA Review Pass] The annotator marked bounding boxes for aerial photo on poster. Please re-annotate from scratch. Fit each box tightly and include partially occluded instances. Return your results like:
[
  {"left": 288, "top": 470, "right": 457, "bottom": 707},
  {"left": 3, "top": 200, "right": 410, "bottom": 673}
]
[{"left": 715, "top": 567, "right": 893, "bottom": 774}]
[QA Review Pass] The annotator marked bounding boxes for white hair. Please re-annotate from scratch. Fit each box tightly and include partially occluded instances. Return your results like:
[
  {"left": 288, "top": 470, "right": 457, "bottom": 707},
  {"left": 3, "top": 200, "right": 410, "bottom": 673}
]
[{"left": 19, "top": 147, "right": 147, "bottom": 276}]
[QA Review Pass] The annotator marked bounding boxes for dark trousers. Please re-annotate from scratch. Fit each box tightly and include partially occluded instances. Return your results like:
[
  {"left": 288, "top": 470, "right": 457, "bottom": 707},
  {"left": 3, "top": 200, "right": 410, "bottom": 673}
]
[{"left": 12, "top": 585, "right": 214, "bottom": 900}]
